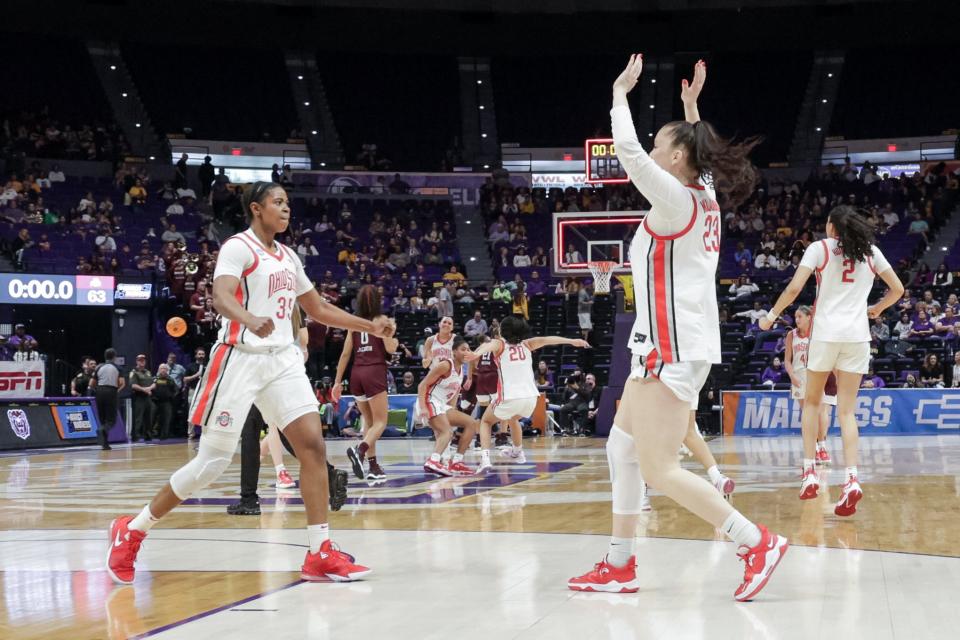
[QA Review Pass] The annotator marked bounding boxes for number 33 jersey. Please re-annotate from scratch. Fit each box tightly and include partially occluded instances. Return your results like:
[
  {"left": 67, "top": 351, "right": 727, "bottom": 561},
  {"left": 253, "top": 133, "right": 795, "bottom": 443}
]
[
  {"left": 628, "top": 182, "right": 722, "bottom": 366},
  {"left": 213, "top": 228, "right": 314, "bottom": 350},
  {"left": 800, "top": 237, "right": 890, "bottom": 343}
]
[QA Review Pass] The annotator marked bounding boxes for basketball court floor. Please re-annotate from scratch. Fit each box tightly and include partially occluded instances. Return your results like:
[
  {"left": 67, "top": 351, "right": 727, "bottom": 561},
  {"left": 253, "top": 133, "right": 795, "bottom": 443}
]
[{"left": 2, "top": 434, "right": 959, "bottom": 639}]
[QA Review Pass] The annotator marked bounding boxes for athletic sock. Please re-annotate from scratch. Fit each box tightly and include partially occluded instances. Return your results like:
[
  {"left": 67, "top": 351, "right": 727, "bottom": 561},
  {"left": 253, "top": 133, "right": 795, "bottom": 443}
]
[
  {"left": 430, "top": 452, "right": 442, "bottom": 462},
  {"left": 845, "top": 466, "right": 858, "bottom": 479},
  {"left": 452, "top": 452, "right": 464, "bottom": 463},
  {"left": 275, "top": 464, "right": 286, "bottom": 474},
  {"left": 607, "top": 536, "right": 635, "bottom": 568},
  {"left": 307, "top": 523, "right": 329, "bottom": 554},
  {"left": 816, "top": 440, "right": 825, "bottom": 451},
  {"left": 481, "top": 449, "right": 491, "bottom": 463},
  {"left": 358, "top": 441, "right": 369, "bottom": 459},
  {"left": 721, "top": 511, "right": 762, "bottom": 548},
  {"left": 129, "top": 505, "right": 159, "bottom": 533},
  {"left": 802, "top": 458, "right": 815, "bottom": 471},
  {"left": 707, "top": 465, "right": 722, "bottom": 484}
]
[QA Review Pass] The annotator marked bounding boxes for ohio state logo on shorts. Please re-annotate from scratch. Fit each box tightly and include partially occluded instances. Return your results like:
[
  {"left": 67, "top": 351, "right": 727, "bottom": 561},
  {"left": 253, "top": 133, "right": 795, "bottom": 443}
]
[
  {"left": 216, "top": 411, "right": 232, "bottom": 428},
  {"left": 7, "top": 409, "right": 30, "bottom": 440}
]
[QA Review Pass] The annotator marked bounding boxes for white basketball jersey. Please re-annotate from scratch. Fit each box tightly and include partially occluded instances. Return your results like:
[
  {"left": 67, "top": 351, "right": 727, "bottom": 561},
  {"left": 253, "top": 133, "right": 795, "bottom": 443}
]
[
  {"left": 426, "top": 358, "right": 462, "bottom": 405},
  {"left": 627, "top": 182, "right": 722, "bottom": 368},
  {"left": 495, "top": 340, "right": 539, "bottom": 401},
  {"left": 430, "top": 333, "right": 456, "bottom": 363},
  {"left": 213, "top": 229, "right": 313, "bottom": 350},
  {"left": 789, "top": 329, "right": 809, "bottom": 378},
  {"left": 800, "top": 238, "right": 890, "bottom": 342}
]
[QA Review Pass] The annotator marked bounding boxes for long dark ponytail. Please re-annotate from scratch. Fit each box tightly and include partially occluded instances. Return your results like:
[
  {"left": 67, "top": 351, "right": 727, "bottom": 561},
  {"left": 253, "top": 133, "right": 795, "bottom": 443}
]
[
  {"left": 829, "top": 205, "right": 876, "bottom": 262},
  {"left": 667, "top": 120, "right": 762, "bottom": 208}
]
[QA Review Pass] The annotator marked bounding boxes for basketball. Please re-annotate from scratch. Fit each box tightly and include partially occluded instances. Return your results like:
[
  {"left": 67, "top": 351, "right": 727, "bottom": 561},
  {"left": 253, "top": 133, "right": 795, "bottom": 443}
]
[{"left": 165, "top": 316, "right": 187, "bottom": 337}]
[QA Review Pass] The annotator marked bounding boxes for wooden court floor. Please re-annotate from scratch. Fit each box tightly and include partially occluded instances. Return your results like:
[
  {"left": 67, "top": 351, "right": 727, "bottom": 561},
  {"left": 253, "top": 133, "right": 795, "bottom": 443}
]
[{"left": 2, "top": 434, "right": 959, "bottom": 639}]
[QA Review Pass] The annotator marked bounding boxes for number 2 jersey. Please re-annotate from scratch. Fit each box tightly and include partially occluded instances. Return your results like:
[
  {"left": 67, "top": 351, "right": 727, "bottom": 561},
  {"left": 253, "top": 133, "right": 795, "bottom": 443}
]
[
  {"left": 626, "top": 181, "right": 723, "bottom": 366},
  {"left": 213, "top": 228, "right": 314, "bottom": 350},
  {"left": 799, "top": 237, "right": 890, "bottom": 343}
]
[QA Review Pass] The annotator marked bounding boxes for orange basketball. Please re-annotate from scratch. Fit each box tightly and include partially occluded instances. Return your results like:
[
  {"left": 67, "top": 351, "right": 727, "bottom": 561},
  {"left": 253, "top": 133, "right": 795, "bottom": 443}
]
[{"left": 166, "top": 316, "right": 187, "bottom": 338}]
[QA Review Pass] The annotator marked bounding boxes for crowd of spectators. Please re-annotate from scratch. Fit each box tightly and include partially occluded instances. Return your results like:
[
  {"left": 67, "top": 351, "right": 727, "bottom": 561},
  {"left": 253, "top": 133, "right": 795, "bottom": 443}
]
[
  {"left": 0, "top": 324, "right": 42, "bottom": 362},
  {"left": 1, "top": 108, "right": 130, "bottom": 163}
]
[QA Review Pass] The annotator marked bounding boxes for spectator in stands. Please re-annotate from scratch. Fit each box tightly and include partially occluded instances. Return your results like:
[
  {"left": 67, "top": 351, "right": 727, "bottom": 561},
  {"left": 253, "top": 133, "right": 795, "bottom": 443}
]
[
  {"left": 920, "top": 354, "right": 944, "bottom": 388},
  {"left": 174, "top": 153, "right": 189, "bottom": 188},
  {"left": 496, "top": 245, "right": 511, "bottom": 267},
  {"left": 513, "top": 246, "right": 532, "bottom": 267},
  {"left": 734, "top": 301, "right": 767, "bottom": 328},
  {"left": 922, "top": 289, "right": 940, "bottom": 308},
  {"left": 760, "top": 357, "right": 786, "bottom": 387},
  {"left": 397, "top": 371, "right": 418, "bottom": 394},
  {"left": 861, "top": 365, "right": 885, "bottom": 389},
  {"left": 488, "top": 219, "right": 509, "bottom": 244},
  {"left": 389, "top": 173, "right": 410, "bottom": 194},
  {"left": 492, "top": 281, "right": 512, "bottom": 303},
  {"left": 128, "top": 178, "right": 148, "bottom": 207},
  {"left": 935, "top": 307, "right": 960, "bottom": 343},
  {"left": 95, "top": 228, "right": 117, "bottom": 253},
  {"left": 565, "top": 244, "right": 583, "bottom": 263},
  {"left": 198, "top": 156, "right": 215, "bottom": 198},
  {"left": 893, "top": 312, "right": 913, "bottom": 340},
  {"left": 728, "top": 275, "right": 759, "bottom": 301},
  {"left": 424, "top": 244, "right": 443, "bottom": 265},
  {"left": 554, "top": 370, "right": 590, "bottom": 435},
  {"left": 8, "top": 324, "right": 35, "bottom": 350},
  {"left": 47, "top": 164, "right": 65, "bottom": 182},
  {"left": 907, "top": 212, "right": 929, "bottom": 244},
  {"left": 512, "top": 283, "right": 529, "bottom": 320},
  {"left": 871, "top": 316, "right": 891, "bottom": 346},
  {"left": 436, "top": 281, "right": 455, "bottom": 319},
  {"left": 535, "top": 360, "right": 554, "bottom": 391},
  {"left": 161, "top": 224, "right": 185, "bottom": 244},
  {"left": 13, "top": 339, "right": 40, "bottom": 362},
  {"left": 903, "top": 373, "right": 920, "bottom": 388},
  {"left": 409, "top": 288, "right": 426, "bottom": 313},
  {"left": 753, "top": 247, "right": 778, "bottom": 270},
  {"left": 297, "top": 236, "right": 318, "bottom": 261},
  {"left": 11, "top": 228, "right": 33, "bottom": 268},
  {"left": 444, "top": 265, "right": 466, "bottom": 284},
  {"left": 577, "top": 283, "right": 593, "bottom": 339},
  {"left": 464, "top": 311, "right": 488, "bottom": 338},
  {"left": 531, "top": 246, "right": 548, "bottom": 268},
  {"left": 734, "top": 241, "right": 753, "bottom": 265},
  {"left": 950, "top": 352, "right": 960, "bottom": 388},
  {"left": 933, "top": 263, "right": 953, "bottom": 288},
  {"left": 526, "top": 271, "right": 547, "bottom": 296},
  {"left": 908, "top": 311, "right": 934, "bottom": 341}
]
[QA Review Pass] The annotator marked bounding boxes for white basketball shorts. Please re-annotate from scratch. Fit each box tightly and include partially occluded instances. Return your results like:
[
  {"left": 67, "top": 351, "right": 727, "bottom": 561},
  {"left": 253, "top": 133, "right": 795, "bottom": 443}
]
[
  {"left": 630, "top": 353, "right": 710, "bottom": 409},
  {"left": 189, "top": 342, "right": 318, "bottom": 451},
  {"left": 492, "top": 396, "right": 538, "bottom": 420},
  {"left": 808, "top": 340, "right": 870, "bottom": 375}
]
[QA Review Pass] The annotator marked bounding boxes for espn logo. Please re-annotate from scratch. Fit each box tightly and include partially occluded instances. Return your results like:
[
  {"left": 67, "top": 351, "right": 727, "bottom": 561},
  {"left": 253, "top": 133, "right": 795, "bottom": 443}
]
[{"left": 0, "top": 371, "right": 44, "bottom": 392}]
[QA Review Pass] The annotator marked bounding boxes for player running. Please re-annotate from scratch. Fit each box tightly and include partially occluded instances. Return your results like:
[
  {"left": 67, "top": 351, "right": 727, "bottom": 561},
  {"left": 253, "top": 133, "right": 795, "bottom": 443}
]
[{"left": 760, "top": 205, "right": 903, "bottom": 515}]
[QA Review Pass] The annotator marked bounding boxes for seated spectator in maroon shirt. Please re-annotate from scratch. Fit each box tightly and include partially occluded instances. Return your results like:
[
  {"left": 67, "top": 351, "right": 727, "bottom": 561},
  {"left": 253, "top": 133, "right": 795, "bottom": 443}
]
[{"left": 526, "top": 271, "right": 547, "bottom": 296}]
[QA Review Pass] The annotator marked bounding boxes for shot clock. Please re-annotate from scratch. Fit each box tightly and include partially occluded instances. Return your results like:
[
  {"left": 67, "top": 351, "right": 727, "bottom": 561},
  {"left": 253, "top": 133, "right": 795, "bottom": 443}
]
[
  {"left": 584, "top": 138, "right": 630, "bottom": 185},
  {"left": 0, "top": 274, "right": 115, "bottom": 306}
]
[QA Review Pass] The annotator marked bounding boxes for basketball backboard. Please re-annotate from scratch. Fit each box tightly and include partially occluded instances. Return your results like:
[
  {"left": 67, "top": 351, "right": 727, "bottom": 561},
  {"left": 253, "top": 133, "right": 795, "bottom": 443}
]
[{"left": 551, "top": 210, "right": 646, "bottom": 276}]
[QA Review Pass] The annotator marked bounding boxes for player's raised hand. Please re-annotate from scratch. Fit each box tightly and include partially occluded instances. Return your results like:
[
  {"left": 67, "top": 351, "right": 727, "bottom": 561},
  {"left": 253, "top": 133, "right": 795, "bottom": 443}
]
[
  {"left": 681, "top": 59, "right": 706, "bottom": 105},
  {"left": 571, "top": 339, "right": 592, "bottom": 349},
  {"left": 613, "top": 53, "right": 643, "bottom": 95},
  {"left": 247, "top": 315, "right": 275, "bottom": 338},
  {"left": 371, "top": 315, "right": 396, "bottom": 338}
]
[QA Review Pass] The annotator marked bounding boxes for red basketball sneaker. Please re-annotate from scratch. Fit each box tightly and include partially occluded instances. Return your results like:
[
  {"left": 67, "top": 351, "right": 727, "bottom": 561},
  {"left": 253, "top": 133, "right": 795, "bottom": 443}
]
[
  {"left": 301, "top": 540, "right": 371, "bottom": 582},
  {"left": 276, "top": 469, "right": 297, "bottom": 489},
  {"left": 106, "top": 516, "right": 147, "bottom": 585},
  {"left": 423, "top": 458, "right": 451, "bottom": 476},
  {"left": 446, "top": 460, "right": 475, "bottom": 476},
  {"left": 567, "top": 556, "right": 638, "bottom": 593},
  {"left": 816, "top": 446, "right": 832, "bottom": 465},
  {"left": 734, "top": 525, "right": 789, "bottom": 602},
  {"left": 799, "top": 466, "right": 820, "bottom": 500},
  {"left": 834, "top": 476, "right": 863, "bottom": 517}
]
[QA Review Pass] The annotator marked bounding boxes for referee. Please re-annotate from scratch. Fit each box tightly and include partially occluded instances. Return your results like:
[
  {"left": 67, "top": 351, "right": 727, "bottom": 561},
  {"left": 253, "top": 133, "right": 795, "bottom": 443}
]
[{"left": 89, "top": 348, "right": 125, "bottom": 450}]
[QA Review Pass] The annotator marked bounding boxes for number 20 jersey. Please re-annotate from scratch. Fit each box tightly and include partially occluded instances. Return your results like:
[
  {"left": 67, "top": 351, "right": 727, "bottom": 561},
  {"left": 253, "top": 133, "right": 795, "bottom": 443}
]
[
  {"left": 628, "top": 182, "right": 722, "bottom": 366},
  {"left": 495, "top": 341, "right": 539, "bottom": 401},
  {"left": 213, "top": 228, "right": 314, "bottom": 351}
]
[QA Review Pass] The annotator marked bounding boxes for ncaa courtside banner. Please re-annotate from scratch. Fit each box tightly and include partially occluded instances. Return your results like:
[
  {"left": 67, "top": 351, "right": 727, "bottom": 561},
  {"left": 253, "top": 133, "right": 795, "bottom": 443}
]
[
  {"left": 722, "top": 389, "right": 960, "bottom": 436},
  {"left": 0, "top": 362, "right": 45, "bottom": 399}
]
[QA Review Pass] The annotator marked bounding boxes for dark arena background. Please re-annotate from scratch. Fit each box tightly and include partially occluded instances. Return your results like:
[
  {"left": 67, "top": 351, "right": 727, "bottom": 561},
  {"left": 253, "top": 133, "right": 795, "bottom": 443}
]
[{"left": 1, "top": 1, "right": 958, "bottom": 638}]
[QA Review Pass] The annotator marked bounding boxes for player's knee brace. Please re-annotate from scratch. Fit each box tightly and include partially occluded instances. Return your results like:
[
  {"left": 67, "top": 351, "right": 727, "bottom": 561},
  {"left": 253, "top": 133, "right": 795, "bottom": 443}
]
[
  {"left": 170, "top": 441, "right": 234, "bottom": 500},
  {"left": 606, "top": 426, "right": 645, "bottom": 515}
]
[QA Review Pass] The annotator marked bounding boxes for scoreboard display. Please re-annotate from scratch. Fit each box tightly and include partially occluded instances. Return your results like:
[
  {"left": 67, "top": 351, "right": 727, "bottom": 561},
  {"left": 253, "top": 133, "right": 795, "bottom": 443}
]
[
  {"left": 0, "top": 274, "right": 114, "bottom": 306},
  {"left": 584, "top": 138, "right": 630, "bottom": 185}
]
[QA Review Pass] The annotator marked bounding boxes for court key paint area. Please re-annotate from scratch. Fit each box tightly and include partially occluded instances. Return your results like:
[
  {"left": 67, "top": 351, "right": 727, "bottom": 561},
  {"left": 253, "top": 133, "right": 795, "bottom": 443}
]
[{"left": 2, "top": 435, "right": 959, "bottom": 639}]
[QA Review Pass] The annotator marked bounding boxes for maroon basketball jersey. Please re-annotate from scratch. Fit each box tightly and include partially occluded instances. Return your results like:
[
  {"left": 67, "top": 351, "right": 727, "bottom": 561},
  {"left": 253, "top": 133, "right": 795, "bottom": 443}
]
[
  {"left": 353, "top": 331, "right": 389, "bottom": 367},
  {"left": 824, "top": 372, "right": 838, "bottom": 397},
  {"left": 475, "top": 351, "right": 497, "bottom": 376}
]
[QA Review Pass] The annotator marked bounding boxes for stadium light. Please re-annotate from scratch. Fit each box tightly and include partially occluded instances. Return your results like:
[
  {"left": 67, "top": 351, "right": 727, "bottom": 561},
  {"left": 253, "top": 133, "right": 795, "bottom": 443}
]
[
  {"left": 109, "top": 65, "right": 116, "bottom": 70},
  {"left": 481, "top": 133, "right": 487, "bottom": 138},
  {"left": 311, "top": 130, "right": 318, "bottom": 135},
  {"left": 828, "top": 73, "right": 833, "bottom": 78},
  {"left": 320, "top": 162, "right": 326, "bottom": 167},
  {"left": 479, "top": 105, "right": 485, "bottom": 110},
  {"left": 135, "top": 123, "right": 141, "bottom": 128},
  {"left": 822, "top": 99, "right": 828, "bottom": 103},
  {"left": 149, "top": 156, "right": 155, "bottom": 160},
  {"left": 298, "top": 75, "right": 304, "bottom": 80},
  {"left": 477, "top": 80, "right": 482, "bottom": 84},
  {"left": 304, "top": 101, "right": 310, "bottom": 106},
  {"left": 651, "top": 79, "right": 657, "bottom": 84},
  {"left": 649, "top": 104, "right": 654, "bottom": 109},
  {"left": 121, "top": 93, "right": 127, "bottom": 98}
]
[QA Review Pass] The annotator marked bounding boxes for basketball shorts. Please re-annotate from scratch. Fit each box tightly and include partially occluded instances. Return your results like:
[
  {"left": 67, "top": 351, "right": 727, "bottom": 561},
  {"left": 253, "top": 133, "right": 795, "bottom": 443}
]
[
  {"left": 350, "top": 365, "right": 388, "bottom": 401},
  {"left": 808, "top": 340, "right": 870, "bottom": 375},
  {"left": 629, "top": 353, "right": 710, "bottom": 409},
  {"left": 418, "top": 397, "right": 453, "bottom": 422},
  {"left": 492, "top": 396, "right": 538, "bottom": 420},
  {"left": 189, "top": 342, "right": 318, "bottom": 452},
  {"left": 474, "top": 372, "right": 499, "bottom": 404}
]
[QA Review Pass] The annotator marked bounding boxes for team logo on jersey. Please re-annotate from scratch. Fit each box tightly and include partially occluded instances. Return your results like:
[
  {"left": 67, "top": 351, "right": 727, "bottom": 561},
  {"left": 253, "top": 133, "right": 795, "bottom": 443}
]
[
  {"left": 633, "top": 332, "right": 647, "bottom": 344},
  {"left": 216, "top": 411, "right": 233, "bottom": 428},
  {"left": 255, "top": 249, "right": 266, "bottom": 257},
  {"left": 7, "top": 409, "right": 30, "bottom": 440}
]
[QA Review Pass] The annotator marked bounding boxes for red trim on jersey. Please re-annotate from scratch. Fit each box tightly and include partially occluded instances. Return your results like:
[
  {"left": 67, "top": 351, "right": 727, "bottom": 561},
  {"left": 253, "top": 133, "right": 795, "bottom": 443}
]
[
  {"left": 816, "top": 239, "right": 829, "bottom": 272},
  {"left": 221, "top": 235, "right": 261, "bottom": 278},
  {"left": 436, "top": 333, "right": 453, "bottom": 345},
  {"left": 242, "top": 229, "right": 284, "bottom": 261},
  {"left": 651, "top": 241, "right": 674, "bottom": 362},
  {"left": 642, "top": 192, "right": 699, "bottom": 241},
  {"left": 494, "top": 341, "right": 505, "bottom": 402},
  {"left": 425, "top": 360, "right": 453, "bottom": 418},
  {"left": 867, "top": 255, "right": 877, "bottom": 274},
  {"left": 190, "top": 344, "right": 229, "bottom": 425},
  {"left": 686, "top": 183, "right": 705, "bottom": 191},
  {"left": 225, "top": 284, "right": 244, "bottom": 344}
]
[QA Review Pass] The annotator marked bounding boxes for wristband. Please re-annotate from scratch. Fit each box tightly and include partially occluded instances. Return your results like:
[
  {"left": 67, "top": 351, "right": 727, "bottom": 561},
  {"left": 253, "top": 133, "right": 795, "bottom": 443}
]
[{"left": 765, "top": 311, "right": 777, "bottom": 323}]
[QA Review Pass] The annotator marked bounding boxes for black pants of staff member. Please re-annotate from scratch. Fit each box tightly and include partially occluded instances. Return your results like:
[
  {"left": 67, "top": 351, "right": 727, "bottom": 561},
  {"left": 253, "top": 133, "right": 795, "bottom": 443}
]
[
  {"left": 153, "top": 400, "right": 173, "bottom": 440},
  {"left": 239, "top": 405, "right": 267, "bottom": 506},
  {"left": 131, "top": 395, "right": 153, "bottom": 441},
  {"left": 95, "top": 386, "right": 118, "bottom": 450}
]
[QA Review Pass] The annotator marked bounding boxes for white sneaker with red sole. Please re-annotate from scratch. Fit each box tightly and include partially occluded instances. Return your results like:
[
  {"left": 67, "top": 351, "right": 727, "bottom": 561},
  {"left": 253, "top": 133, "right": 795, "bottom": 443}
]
[
  {"left": 834, "top": 476, "right": 863, "bottom": 517},
  {"left": 734, "top": 525, "right": 789, "bottom": 601},
  {"left": 301, "top": 540, "right": 371, "bottom": 582},
  {"left": 423, "top": 458, "right": 452, "bottom": 476},
  {"left": 799, "top": 467, "right": 820, "bottom": 500},
  {"left": 106, "top": 516, "right": 147, "bottom": 585},
  {"left": 816, "top": 447, "right": 831, "bottom": 465},
  {"left": 276, "top": 469, "right": 296, "bottom": 489},
  {"left": 568, "top": 555, "right": 638, "bottom": 593}
]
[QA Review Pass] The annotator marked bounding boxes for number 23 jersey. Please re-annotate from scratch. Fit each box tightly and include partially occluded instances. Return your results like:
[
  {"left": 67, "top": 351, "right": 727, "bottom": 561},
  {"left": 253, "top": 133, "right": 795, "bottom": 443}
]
[
  {"left": 628, "top": 182, "right": 722, "bottom": 365},
  {"left": 213, "top": 228, "right": 314, "bottom": 350}
]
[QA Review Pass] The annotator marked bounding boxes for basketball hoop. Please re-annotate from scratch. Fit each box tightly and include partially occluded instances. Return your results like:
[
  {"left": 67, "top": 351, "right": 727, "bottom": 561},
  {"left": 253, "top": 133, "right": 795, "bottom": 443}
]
[{"left": 588, "top": 261, "right": 617, "bottom": 294}]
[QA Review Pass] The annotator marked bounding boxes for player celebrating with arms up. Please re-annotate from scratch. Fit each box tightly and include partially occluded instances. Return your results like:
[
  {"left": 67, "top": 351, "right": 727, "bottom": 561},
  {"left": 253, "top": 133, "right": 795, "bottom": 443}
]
[
  {"left": 760, "top": 206, "right": 903, "bottom": 515},
  {"left": 107, "top": 182, "right": 394, "bottom": 585},
  {"left": 569, "top": 57, "right": 788, "bottom": 601}
]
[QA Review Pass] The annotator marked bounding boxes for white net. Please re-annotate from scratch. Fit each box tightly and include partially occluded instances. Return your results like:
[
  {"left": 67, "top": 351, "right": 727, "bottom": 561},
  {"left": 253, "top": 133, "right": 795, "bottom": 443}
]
[{"left": 588, "top": 261, "right": 616, "bottom": 294}]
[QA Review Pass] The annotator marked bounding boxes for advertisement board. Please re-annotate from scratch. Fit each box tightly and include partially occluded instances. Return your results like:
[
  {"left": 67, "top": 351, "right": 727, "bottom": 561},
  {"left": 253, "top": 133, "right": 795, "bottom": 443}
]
[
  {"left": 0, "top": 399, "right": 100, "bottom": 450},
  {"left": 0, "top": 362, "right": 45, "bottom": 399},
  {"left": 722, "top": 389, "right": 960, "bottom": 436}
]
